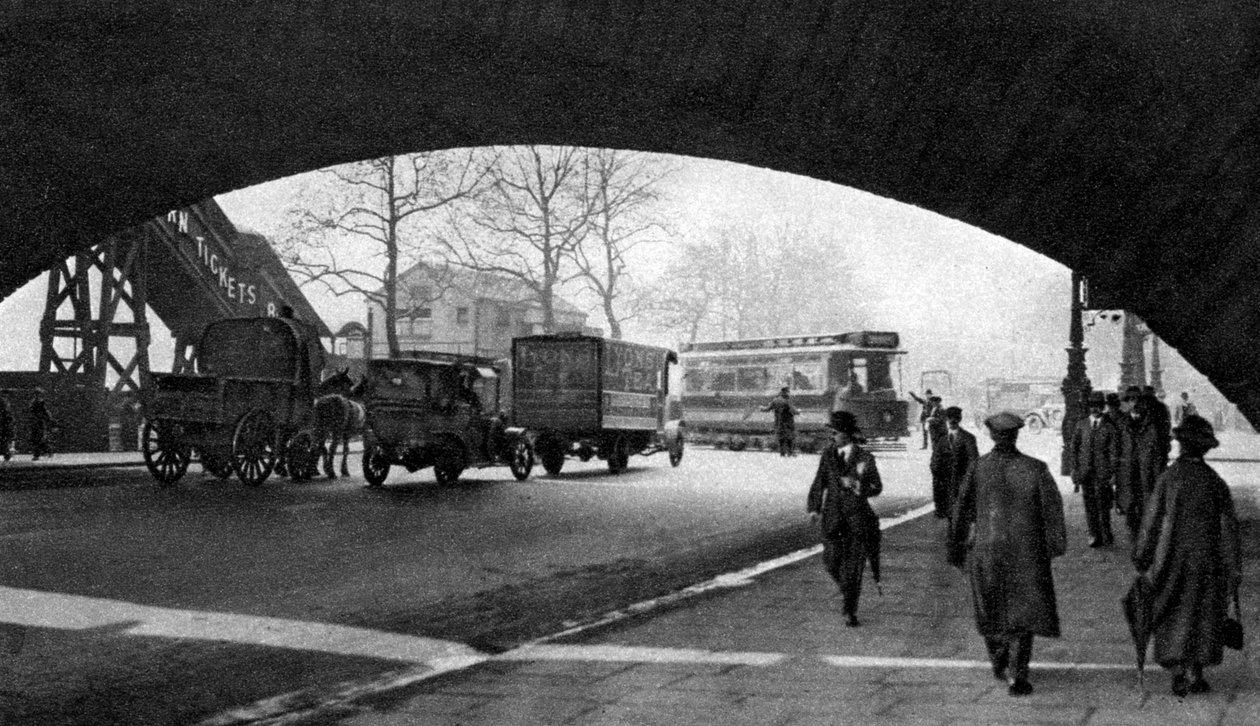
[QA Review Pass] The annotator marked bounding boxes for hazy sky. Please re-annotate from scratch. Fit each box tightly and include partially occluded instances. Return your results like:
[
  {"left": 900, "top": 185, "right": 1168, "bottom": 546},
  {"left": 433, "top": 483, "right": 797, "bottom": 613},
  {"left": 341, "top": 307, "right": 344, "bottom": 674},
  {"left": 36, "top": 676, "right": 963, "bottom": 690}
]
[{"left": 0, "top": 151, "right": 1213, "bottom": 399}]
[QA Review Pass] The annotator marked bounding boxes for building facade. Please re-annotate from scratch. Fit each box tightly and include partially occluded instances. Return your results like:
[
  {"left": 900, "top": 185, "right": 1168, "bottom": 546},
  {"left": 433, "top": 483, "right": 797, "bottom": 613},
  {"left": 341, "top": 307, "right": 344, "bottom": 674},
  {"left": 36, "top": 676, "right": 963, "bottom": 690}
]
[{"left": 366, "top": 264, "right": 593, "bottom": 361}]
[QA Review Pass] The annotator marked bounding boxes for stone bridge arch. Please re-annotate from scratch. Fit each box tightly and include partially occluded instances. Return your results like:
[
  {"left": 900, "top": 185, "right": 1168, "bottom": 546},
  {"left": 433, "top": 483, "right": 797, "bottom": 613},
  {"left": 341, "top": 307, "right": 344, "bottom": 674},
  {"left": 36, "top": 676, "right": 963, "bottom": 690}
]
[{"left": 3, "top": 1, "right": 1260, "bottom": 418}]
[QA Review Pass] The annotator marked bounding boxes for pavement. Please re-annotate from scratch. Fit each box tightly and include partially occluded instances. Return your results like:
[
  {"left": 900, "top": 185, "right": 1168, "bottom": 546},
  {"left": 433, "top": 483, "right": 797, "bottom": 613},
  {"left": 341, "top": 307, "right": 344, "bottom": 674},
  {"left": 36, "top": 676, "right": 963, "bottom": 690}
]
[
  {"left": 7, "top": 437, "right": 1260, "bottom": 725},
  {"left": 221, "top": 436, "right": 1260, "bottom": 726}
]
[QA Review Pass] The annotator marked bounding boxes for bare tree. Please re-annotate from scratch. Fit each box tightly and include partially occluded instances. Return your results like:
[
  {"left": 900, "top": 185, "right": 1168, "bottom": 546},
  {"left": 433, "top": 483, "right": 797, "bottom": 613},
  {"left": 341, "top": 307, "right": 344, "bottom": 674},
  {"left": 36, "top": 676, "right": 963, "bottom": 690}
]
[
  {"left": 437, "top": 146, "right": 596, "bottom": 333},
  {"left": 637, "top": 223, "right": 866, "bottom": 343},
  {"left": 278, "top": 151, "right": 490, "bottom": 355},
  {"left": 569, "top": 149, "right": 674, "bottom": 339}
]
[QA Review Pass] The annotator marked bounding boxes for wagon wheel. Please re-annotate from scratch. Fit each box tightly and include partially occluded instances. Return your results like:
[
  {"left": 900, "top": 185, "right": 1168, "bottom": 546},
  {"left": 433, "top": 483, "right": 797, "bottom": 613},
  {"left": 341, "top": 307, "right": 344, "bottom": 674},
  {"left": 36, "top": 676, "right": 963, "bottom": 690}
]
[
  {"left": 508, "top": 438, "right": 534, "bottom": 481},
  {"left": 668, "top": 437, "right": 685, "bottom": 468},
  {"left": 199, "top": 445, "right": 234, "bottom": 480},
  {"left": 434, "top": 445, "right": 466, "bottom": 486},
  {"left": 230, "top": 410, "right": 278, "bottom": 486},
  {"left": 362, "top": 444, "right": 390, "bottom": 487},
  {"left": 607, "top": 434, "right": 630, "bottom": 475},
  {"left": 142, "top": 419, "right": 191, "bottom": 487},
  {"left": 285, "top": 429, "right": 320, "bottom": 482}
]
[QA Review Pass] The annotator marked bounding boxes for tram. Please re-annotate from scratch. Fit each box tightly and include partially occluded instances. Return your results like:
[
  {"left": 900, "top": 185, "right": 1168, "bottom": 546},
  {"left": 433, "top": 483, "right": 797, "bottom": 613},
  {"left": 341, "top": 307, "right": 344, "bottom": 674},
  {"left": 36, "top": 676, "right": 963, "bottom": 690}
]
[{"left": 677, "top": 331, "right": 911, "bottom": 452}]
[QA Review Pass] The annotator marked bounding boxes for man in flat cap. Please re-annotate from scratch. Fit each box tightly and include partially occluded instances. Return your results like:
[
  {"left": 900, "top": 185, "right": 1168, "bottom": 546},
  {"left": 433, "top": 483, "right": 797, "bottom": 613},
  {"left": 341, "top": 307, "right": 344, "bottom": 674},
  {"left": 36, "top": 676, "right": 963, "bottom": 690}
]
[
  {"left": 808, "top": 410, "right": 883, "bottom": 627},
  {"left": 930, "top": 406, "right": 979, "bottom": 519},
  {"left": 1069, "top": 391, "right": 1119, "bottom": 547},
  {"left": 949, "top": 411, "right": 1066, "bottom": 696}
]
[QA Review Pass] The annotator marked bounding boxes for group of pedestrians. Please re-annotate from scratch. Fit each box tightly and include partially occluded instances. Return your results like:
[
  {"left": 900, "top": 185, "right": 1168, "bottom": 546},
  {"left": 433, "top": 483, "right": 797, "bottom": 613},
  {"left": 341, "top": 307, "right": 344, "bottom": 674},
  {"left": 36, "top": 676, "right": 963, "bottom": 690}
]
[
  {"left": 0, "top": 387, "right": 57, "bottom": 462},
  {"left": 805, "top": 384, "right": 1243, "bottom": 700}
]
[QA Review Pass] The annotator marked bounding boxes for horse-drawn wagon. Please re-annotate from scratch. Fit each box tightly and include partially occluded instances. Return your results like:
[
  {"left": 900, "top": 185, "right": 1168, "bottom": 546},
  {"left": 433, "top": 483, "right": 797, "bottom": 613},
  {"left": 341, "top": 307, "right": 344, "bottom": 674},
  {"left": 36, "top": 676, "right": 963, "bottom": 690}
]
[
  {"left": 141, "top": 316, "right": 324, "bottom": 486},
  {"left": 359, "top": 353, "right": 534, "bottom": 487}
]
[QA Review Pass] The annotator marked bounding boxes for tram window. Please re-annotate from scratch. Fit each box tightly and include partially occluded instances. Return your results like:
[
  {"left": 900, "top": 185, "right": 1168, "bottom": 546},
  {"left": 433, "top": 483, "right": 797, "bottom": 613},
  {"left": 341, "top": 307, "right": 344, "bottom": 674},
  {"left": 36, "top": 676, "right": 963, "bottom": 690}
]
[
  {"left": 737, "top": 366, "right": 769, "bottom": 392},
  {"left": 867, "top": 356, "right": 893, "bottom": 391},
  {"left": 712, "top": 371, "right": 736, "bottom": 392}
]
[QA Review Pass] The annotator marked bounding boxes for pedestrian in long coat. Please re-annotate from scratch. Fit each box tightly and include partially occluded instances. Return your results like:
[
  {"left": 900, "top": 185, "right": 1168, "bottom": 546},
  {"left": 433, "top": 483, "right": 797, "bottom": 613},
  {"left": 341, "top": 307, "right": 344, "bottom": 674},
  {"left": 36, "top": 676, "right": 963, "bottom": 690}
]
[
  {"left": 929, "top": 406, "right": 978, "bottom": 519},
  {"left": 949, "top": 411, "right": 1067, "bottom": 697},
  {"left": 1069, "top": 391, "right": 1119, "bottom": 547},
  {"left": 1133, "top": 415, "right": 1242, "bottom": 697},
  {"left": 1116, "top": 394, "right": 1166, "bottom": 541},
  {"left": 28, "top": 388, "right": 54, "bottom": 460},
  {"left": 807, "top": 410, "right": 882, "bottom": 627}
]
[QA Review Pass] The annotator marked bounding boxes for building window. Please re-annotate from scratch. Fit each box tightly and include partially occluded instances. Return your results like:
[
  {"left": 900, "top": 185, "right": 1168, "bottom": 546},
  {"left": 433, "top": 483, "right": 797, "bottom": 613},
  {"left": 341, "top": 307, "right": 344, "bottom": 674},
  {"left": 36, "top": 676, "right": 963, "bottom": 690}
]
[
  {"left": 399, "top": 307, "right": 433, "bottom": 340},
  {"left": 456, "top": 307, "right": 470, "bottom": 326}
]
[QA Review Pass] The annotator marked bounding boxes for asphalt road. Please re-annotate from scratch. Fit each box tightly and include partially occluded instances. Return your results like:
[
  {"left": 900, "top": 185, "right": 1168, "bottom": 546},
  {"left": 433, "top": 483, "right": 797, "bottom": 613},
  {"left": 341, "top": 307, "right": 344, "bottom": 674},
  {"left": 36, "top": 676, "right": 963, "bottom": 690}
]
[{"left": 0, "top": 443, "right": 937, "bottom": 725}]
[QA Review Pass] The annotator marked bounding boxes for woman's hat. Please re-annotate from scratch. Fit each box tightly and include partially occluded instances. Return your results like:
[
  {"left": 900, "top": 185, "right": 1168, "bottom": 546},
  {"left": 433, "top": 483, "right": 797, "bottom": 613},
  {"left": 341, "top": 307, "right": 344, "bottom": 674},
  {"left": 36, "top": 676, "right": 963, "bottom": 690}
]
[
  {"left": 1172, "top": 414, "right": 1219, "bottom": 450},
  {"left": 824, "top": 410, "right": 862, "bottom": 434}
]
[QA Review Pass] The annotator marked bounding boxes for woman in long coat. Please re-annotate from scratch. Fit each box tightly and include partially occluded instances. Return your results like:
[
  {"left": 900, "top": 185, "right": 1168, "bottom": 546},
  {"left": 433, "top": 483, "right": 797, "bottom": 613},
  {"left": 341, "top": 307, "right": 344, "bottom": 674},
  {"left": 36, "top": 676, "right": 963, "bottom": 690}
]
[
  {"left": 949, "top": 411, "right": 1066, "bottom": 696},
  {"left": 1133, "top": 414, "right": 1242, "bottom": 697}
]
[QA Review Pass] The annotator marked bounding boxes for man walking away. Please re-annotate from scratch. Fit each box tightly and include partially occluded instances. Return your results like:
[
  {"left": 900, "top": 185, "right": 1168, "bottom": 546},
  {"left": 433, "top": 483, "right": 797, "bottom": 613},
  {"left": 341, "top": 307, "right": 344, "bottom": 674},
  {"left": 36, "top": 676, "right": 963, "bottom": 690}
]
[
  {"left": 1070, "top": 391, "right": 1119, "bottom": 547},
  {"left": 929, "top": 406, "right": 979, "bottom": 519},
  {"left": 949, "top": 412, "right": 1066, "bottom": 696},
  {"left": 807, "top": 411, "right": 882, "bottom": 627},
  {"left": 1133, "top": 415, "right": 1242, "bottom": 697},
  {"left": 762, "top": 387, "right": 799, "bottom": 457},
  {"left": 28, "top": 388, "right": 55, "bottom": 461}
]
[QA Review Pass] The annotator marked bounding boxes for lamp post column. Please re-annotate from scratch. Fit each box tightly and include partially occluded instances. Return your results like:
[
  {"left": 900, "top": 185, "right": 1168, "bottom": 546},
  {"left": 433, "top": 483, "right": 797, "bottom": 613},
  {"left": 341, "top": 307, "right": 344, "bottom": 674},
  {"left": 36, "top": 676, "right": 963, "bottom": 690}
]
[{"left": 1061, "top": 271, "right": 1092, "bottom": 475}]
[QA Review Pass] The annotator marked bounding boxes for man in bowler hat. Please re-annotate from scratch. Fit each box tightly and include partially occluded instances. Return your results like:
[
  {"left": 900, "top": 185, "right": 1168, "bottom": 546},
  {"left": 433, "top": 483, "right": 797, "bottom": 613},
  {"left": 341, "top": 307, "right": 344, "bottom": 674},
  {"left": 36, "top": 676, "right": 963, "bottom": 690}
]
[
  {"left": 930, "top": 406, "right": 979, "bottom": 519},
  {"left": 949, "top": 411, "right": 1066, "bottom": 696},
  {"left": 1069, "top": 391, "right": 1119, "bottom": 547},
  {"left": 807, "top": 410, "right": 883, "bottom": 627}
]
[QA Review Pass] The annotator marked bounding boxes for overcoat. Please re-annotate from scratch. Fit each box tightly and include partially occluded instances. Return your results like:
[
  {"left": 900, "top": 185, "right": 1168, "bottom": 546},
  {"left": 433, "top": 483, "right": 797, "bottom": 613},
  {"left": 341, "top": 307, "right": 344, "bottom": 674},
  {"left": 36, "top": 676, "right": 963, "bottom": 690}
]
[
  {"left": 1133, "top": 459, "right": 1242, "bottom": 668},
  {"left": 1069, "top": 415, "right": 1119, "bottom": 490},
  {"left": 949, "top": 446, "right": 1067, "bottom": 637},
  {"left": 807, "top": 443, "right": 882, "bottom": 542},
  {"left": 1116, "top": 414, "right": 1165, "bottom": 513},
  {"left": 930, "top": 426, "right": 979, "bottom": 501}
]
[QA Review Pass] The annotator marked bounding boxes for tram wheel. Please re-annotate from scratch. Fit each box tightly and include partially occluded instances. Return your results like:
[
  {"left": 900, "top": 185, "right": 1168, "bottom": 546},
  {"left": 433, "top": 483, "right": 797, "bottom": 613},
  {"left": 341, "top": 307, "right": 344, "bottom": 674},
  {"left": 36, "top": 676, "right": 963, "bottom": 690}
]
[
  {"left": 509, "top": 439, "right": 534, "bottom": 481},
  {"left": 362, "top": 444, "right": 390, "bottom": 487},
  {"left": 231, "top": 410, "right": 278, "bottom": 486},
  {"left": 142, "top": 419, "right": 191, "bottom": 487}
]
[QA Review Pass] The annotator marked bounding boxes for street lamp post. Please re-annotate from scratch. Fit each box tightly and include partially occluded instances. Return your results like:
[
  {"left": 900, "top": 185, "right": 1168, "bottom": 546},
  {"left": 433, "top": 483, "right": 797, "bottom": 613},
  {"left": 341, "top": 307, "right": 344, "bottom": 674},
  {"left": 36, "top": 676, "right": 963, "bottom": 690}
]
[{"left": 1061, "top": 271, "right": 1092, "bottom": 475}]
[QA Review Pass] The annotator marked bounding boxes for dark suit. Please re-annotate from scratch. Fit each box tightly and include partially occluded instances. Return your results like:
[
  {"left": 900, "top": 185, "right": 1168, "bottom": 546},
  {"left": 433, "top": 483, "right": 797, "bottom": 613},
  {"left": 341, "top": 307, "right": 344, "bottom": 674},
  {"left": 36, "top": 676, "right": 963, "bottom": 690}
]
[
  {"left": 1069, "top": 414, "right": 1119, "bottom": 544},
  {"left": 930, "top": 426, "right": 979, "bottom": 518},
  {"left": 807, "top": 443, "right": 882, "bottom": 617}
]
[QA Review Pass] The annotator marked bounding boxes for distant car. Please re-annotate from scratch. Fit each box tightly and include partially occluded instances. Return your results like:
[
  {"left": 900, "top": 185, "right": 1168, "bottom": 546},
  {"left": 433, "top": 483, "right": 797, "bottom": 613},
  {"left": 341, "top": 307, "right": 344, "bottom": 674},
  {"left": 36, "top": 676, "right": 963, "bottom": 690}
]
[{"left": 1022, "top": 403, "right": 1064, "bottom": 434}]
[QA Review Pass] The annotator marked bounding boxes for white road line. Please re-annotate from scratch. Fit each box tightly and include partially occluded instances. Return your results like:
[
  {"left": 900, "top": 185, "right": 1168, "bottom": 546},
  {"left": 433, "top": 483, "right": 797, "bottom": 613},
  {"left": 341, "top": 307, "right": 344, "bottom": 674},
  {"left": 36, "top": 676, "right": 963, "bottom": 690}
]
[
  {"left": 196, "top": 503, "right": 939, "bottom": 725},
  {"left": 499, "top": 644, "right": 787, "bottom": 665},
  {"left": 0, "top": 586, "right": 480, "bottom": 665},
  {"left": 820, "top": 655, "right": 1131, "bottom": 671}
]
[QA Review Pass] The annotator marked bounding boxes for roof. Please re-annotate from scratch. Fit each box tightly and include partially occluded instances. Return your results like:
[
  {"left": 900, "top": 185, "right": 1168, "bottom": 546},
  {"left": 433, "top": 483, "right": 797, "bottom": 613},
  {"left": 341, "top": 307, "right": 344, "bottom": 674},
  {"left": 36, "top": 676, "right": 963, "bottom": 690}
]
[{"left": 394, "top": 262, "right": 587, "bottom": 318}]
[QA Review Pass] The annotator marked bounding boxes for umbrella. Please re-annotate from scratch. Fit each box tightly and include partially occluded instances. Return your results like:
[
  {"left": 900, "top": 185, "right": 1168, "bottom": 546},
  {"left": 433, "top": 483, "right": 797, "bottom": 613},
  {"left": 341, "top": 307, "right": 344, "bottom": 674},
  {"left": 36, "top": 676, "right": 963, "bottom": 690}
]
[
  {"left": 865, "top": 511, "right": 883, "bottom": 596},
  {"left": 1122, "top": 574, "right": 1154, "bottom": 686}
]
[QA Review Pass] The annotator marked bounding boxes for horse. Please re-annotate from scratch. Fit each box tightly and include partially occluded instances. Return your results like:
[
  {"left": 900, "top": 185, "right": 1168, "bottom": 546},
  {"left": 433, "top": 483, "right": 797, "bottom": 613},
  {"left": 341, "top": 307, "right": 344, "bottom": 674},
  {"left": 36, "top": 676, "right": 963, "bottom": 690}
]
[{"left": 314, "top": 368, "right": 366, "bottom": 479}]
